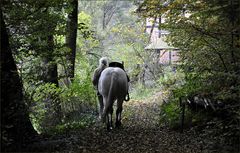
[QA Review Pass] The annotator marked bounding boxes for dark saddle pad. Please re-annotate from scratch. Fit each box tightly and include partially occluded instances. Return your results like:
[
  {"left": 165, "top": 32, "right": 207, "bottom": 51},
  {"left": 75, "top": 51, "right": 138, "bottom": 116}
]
[
  {"left": 109, "top": 62, "right": 130, "bottom": 82},
  {"left": 109, "top": 62, "right": 124, "bottom": 70}
]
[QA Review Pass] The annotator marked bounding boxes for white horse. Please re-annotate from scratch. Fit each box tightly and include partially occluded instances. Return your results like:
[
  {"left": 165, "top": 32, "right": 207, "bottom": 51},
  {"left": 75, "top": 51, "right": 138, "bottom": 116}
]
[{"left": 98, "top": 67, "right": 129, "bottom": 130}]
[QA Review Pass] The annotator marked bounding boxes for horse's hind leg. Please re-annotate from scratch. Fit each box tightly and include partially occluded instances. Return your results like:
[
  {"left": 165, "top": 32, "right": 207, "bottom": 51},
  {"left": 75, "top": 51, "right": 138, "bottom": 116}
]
[
  {"left": 115, "top": 99, "right": 123, "bottom": 128},
  {"left": 106, "top": 107, "right": 113, "bottom": 131},
  {"left": 98, "top": 95, "right": 103, "bottom": 119}
]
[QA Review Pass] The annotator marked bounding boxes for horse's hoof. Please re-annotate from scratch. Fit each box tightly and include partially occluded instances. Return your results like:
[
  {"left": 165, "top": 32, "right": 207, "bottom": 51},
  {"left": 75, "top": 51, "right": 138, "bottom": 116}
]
[
  {"left": 107, "top": 126, "right": 113, "bottom": 131},
  {"left": 115, "top": 121, "right": 122, "bottom": 128}
]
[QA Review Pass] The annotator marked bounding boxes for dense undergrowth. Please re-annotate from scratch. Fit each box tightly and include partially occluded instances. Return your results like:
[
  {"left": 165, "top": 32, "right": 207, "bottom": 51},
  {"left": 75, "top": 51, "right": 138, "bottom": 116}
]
[
  {"left": 157, "top": 66, "right": 240, "bottom": 151},
  {"left": 23, "top": 55, "right": 98, "bottom": 134},
  {"left": 26, "top": 81, "right": 97, "bottom": 134}
]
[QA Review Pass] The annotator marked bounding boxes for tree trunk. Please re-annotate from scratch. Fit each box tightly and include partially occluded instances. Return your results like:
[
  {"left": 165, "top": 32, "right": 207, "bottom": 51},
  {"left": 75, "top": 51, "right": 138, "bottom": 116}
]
[
  {"left": 1, "top": 9, "right": 37, "bottom": 152},
  {"left": 102, "top": 2, "right": 117, "bottom": 30},
  {"left": 42, "top": 35, "right": 59, "bottom": 87},
  {"left": 41, "top": 34, "right": 62, "bottom": 125},
  {"left": 65, "top": 0, "right": 78, "bottom": 83},
  {"left": 103, "top": 10, "right": 106, "bottom": 30}
]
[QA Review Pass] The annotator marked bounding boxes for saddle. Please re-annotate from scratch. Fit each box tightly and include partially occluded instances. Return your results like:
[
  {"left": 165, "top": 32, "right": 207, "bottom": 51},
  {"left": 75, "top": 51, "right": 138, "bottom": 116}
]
[{"left": 109, "top": 62, "right": 130, "bottom": 82}]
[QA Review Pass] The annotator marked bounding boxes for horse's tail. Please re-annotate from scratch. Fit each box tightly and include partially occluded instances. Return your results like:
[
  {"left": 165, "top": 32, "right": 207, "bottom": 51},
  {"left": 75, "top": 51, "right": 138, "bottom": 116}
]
[{"left": 102, "top": 72, "right": 116, "bottom": 122}]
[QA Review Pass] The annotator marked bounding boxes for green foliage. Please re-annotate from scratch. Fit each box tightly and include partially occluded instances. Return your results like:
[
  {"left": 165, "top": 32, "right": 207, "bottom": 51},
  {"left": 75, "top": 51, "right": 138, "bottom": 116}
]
[
  {"left": 27, "top": 83, "right": 62, "bottom": 133},
  {"left": 47, "top": 114, "right": 96, "bottom": 134},
  {"left": 3, "top": 0, "right": 99, "bottom": 134},
  {"left": 78, "top": 11, "right": 92, "bottom": 26},
  {"left": 60, "top": 76, "right": 96, "bottom": 108},
  {"left": 157, "top": 67, "right": 185, "bottom": 128},
  {"left": 3, "top": 0, "right": 67, "bottom": 56},
  {"left": 137, "top": 0, "right": 240, "bottom": 132},
  {"left": 160, "top": 98, "right": 181, "bottom": 128},
  {"left": 163, "top": 0, "right": 240, "bottom": 102},
  {"left": 136, "top": 0, "right": 240, "bottom": 95},
  {"left": 157, "top": 66, "right": 185, "bottom": 91},
  {"left": 58, "top": 54, "right": 97, "bottom": 130},
  {"left": 27, "top": 72, "right": 96, "bottom": 134},
  {"left": 160, "top": 96, "right": 210, "bottom": 129},
  {"left": 22, "top": 53, "right": 97, "bottom": 133},
  {"left": 2, "top": 0, "right": 102, "bottom": 136},
  {"left": 74, "top": 51, "right": 97, "bottom": 105},
  {"left": 78, "top": 1, "right": 149, "bottom": 83},
  {"left": 130, "top": 83, "right": 156, "bottom": 100},
  {"left": 109, "top": 21, "right": 148, "bottom": 80}
]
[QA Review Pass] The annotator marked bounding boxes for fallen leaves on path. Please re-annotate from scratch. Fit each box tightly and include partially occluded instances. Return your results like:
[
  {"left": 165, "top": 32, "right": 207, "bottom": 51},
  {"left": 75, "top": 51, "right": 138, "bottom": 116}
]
[{"left": 27, "top": 92, "right": 237, "bottom": 153}]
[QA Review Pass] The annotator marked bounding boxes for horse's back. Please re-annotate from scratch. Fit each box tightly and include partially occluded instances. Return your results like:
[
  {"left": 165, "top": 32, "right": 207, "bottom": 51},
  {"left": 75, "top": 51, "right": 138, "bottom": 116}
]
[{"left": 98, "top": 67, "right": 128, "bottom": 99}]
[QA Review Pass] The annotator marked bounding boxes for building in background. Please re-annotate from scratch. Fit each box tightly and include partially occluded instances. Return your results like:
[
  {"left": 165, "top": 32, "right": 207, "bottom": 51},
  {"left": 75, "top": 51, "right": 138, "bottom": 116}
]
[{"left": 145, "top": 18, "right": 179, "bottom": 65}]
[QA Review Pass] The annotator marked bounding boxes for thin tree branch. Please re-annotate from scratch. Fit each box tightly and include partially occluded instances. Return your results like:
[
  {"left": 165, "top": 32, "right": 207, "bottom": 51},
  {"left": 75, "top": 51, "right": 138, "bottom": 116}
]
[{"left": 201, "top": 38, "right": 229, "bottom": 72}]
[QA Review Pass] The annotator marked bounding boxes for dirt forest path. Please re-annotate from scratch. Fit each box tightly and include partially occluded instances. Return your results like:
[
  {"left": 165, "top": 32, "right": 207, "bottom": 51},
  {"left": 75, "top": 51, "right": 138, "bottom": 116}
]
[
  {"left": 37, "top": 93, "right": 205, "bottom": 153},
  {"left": 28, "top": 93, "right": 214, "bottom": 153}
]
